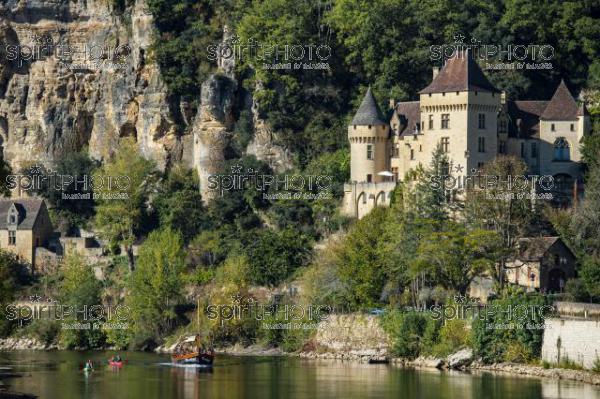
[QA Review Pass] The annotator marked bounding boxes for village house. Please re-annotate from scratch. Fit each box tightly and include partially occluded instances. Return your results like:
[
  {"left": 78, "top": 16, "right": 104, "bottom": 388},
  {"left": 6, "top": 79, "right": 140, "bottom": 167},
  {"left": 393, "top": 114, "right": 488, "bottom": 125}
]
[
  {"left": 505, "top": 237, "right": 576, "bottom": 293},
  {"left": 0, "top": 198, "right": 53, "bottom": 271}
]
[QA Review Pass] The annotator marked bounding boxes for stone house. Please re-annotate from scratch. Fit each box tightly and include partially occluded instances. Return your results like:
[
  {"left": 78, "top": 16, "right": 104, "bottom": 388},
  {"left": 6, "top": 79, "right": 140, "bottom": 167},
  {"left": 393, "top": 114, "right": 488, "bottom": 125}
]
[
  {"left": 505, "top": 237, "right": 576, "bottom": 293},
  {"left": 0, "top": 198, "right": 53, "bottom": 271}
]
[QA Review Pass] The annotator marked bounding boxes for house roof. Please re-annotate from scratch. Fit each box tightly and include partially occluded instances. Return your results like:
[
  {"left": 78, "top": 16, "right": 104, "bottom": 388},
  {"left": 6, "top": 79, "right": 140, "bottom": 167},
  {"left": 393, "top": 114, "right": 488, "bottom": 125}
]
[
  {"left": 393, "top": 101, "right": 421, "bottom": 136},
  {"left": 506, "top": 100, "right": 548, "bottom": 138},
  {"left": 518, "top": 237, "right": 561, "bottom": 261},
  {"left": 540, "top": 80, "right": 579, "bottom": 121},
  {"left": 420, "top": 51, "right": 499, "bottom": 94},
  {"left": 351, "top": 87, "right": 387, "bottom": 126},
  {"left": 0, "top": 198, "right": 45, "bottom": 230}
]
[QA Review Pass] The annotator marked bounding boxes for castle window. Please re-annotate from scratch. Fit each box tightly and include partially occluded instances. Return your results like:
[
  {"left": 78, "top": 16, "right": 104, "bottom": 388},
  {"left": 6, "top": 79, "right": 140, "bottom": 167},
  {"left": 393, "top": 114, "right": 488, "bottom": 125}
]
[
  {"left": 366, "top": 144, "right": 373, "bottom": 160},
  {"left": 366, "top": 174, "right": 372, "bottom": 183},
  {"left": 441, "top": 114, "right": 450, "bottom": 129},
  {"left": 353, "top": 125, "right": 356, "bottom": 130},
  {"left": 368, "top": 125, "right": 372, "bottom": 129},
  {"left": 8, "top": 231, "right": 15, "bottom": 246},
  {"left": 410, "top": 149, "right": 415, "bottom": 160},
  {"left": 477, "top": 162, "right": 485, "bottom": 170},
  {"left": 419, "top": 145, "right": 422, "bottom": 152},
  {"left": 9, "top": 214, "right": 15, "bottom": 225},
  {"left": 456, "top": 91, "right": 459, "bottom": 95},
  {"left": 478, "top": 113, "right": 486, "bottom": 129},
  {"left": 391, "top": 167, "right": 399, "bottom": 181},
  {"left": 442, "top": 92, "right": 445, "bottom": 96},
  {"left": 499, "top": 119, "right": 507, "bottom": 133},
  {"left": 531, "top": 142, "right": 538, "bottom": 158},
  {"left": 499, "top": 140, "right": 506, "bottom": 154},
  {"left": 570, "top": 123, "right": 574, "bottom": 132},
  {"left": 478, "top": 137, "right": 486, "bottom": 153},
  {"left": 428, "top": 115, "right": 433, "bottom": 130},
  {"left": 551, "top": 123, "right": 555, "bottom": 132},
  {"left": 393, "top": 145, "right": 399, "bottom": 157},
  {"left": 440, "top": 137, "right": 450, "bottom": 153},
  {"left": 553, "top": 137, "right": 570, "bottom": 161}
]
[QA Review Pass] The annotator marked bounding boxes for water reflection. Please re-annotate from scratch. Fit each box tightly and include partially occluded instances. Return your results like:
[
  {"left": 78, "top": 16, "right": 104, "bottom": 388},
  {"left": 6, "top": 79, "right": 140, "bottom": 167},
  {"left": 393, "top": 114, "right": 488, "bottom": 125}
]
[{"left": 0, "top": 351, "right": 598, "bottom": 399}]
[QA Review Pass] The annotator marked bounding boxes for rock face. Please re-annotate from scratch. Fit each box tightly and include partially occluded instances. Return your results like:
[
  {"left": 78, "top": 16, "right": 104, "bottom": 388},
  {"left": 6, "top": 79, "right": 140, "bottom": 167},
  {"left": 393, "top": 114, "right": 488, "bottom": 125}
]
[
  {"left": 192, "top": 74, "right": 237, "bottom": 202},
  {"left": 447, "top": 348, "right": 474, "bottom": 369},
  {"left": 246, "top": 81, "right": 293, "bottom": 173},
  {"left": 298, "top": 314, "right": 389, "bottom": 362},
  {"left": 0, "top": 0, "right": 178, "bottom": 171}
]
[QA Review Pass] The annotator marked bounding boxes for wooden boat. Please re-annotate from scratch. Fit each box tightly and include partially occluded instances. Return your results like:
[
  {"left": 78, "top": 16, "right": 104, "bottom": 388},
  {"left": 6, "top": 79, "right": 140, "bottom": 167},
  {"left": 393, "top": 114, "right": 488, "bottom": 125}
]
[{"left": 171, "top": 335, "right": 214, "bottom": 366}]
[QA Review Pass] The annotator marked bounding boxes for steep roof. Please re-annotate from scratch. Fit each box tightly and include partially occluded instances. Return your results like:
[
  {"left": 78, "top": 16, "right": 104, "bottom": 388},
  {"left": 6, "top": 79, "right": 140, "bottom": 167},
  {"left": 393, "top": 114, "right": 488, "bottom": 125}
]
[
  {"left": 351, "top": 87, "right": 387, "bottom": 125},
  {"left": 507, "top": 100, "right": 548, "bottom": 138},
  {"left": 540, "top": 80, "right": 579, "bottom": 121},
  {"left": 518, "top": 237, "right": 561, "bottom": 261},
  {"left": 393, "top": 101, "right": 421, "bottom": 137},
  {"left": 420, "top": 51, "right": 499, "bottom": 94},
  {"left": 0, "top": 198, "right": 45, "bottom": 230}
]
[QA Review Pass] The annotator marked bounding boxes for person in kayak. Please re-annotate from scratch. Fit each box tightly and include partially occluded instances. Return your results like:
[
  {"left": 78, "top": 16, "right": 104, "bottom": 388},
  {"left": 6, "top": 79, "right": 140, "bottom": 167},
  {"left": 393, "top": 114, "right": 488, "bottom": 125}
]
[
  {"left": 112, "top": 354, "right": 122, "bottom": 363},
  {"left": 84, "top": 360, "right": 93, "bottom": 371}
]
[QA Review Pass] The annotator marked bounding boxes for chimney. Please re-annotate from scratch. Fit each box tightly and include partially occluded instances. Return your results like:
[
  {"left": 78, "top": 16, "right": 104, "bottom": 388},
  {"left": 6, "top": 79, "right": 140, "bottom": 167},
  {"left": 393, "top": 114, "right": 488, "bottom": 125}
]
[
  {"left": 389, "top": 98, "right": 395, "bottom": 110},
  {"left": 432, "top": 66, "right": 440, "bottom": 79},
  {"left": 501, "top": 90, "right": 506, "bottom": 105}
]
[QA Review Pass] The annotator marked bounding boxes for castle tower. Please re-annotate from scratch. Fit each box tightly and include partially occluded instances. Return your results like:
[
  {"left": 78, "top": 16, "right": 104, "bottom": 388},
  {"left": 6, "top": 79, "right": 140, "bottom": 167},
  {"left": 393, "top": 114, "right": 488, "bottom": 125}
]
[{"left": 348, "top": 88, "right": 389, "bottom": 183}]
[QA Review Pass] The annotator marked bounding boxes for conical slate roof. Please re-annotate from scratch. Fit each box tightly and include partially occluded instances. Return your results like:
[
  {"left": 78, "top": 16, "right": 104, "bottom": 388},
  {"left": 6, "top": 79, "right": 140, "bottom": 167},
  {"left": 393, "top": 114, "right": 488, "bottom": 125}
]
[
  {"left": 540, "top": 80, "right": 579, "bottom": 121},
  {"left": 351, "top": 87, "right": 387, "bottom": 125},
  {"left": 420, "top": 50, "right": 499, "bottom": 94}
]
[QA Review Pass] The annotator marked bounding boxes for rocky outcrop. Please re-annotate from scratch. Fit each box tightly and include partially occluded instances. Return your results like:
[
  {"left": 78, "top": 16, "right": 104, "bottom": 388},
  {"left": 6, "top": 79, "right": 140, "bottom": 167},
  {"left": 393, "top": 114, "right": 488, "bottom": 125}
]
[
  {"left": 0, "top": 337, "right": 56, "bottom": 350},
  {"left": 246, "top": 81, "right": 293, "bottom": 172},
  {"left": 447, "top": 348, "right": 473, "bottom": 369},
  {"left": 297, "top": 314, "right": 389, "bottom": 363},
  {"left": 471, "top": 362, "right": 600, "bottom": 386},
  {"left": 0, "top": 0, "right": 178, "bottom": 171}
]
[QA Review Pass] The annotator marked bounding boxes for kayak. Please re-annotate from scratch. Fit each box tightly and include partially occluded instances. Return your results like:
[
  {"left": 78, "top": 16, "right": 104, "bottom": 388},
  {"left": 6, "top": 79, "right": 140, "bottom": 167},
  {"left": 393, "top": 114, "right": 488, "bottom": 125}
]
[{"left": 109, "top": 360, "right": 123, "bottom": 367}]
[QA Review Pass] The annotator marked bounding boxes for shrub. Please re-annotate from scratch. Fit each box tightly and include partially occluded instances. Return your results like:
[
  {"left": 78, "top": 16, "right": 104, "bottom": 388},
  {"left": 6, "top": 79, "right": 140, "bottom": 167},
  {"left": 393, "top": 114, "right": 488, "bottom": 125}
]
[
  {"left": 381, "top": 310, "right": 435, "bottom": 359},
  {"left": 430, "top": 319, "right": 472, "bottom": 358},
  {"left": 593, "top": 357, "right": 600, "bottom": 373},
  {"left": 472, "top": 289, "right": 550, "bottom": 364}
]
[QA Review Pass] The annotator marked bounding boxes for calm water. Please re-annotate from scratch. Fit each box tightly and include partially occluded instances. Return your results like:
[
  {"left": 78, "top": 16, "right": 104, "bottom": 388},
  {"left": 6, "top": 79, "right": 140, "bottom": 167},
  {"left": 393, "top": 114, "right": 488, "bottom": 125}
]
[{"left": 1, "top": 351, "right": 600, "bottom": 399}]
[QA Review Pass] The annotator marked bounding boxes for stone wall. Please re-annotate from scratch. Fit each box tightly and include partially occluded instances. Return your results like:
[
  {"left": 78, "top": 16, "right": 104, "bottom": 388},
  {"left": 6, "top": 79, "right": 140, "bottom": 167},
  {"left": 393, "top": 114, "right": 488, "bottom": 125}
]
[
  {"left": 309, "top": 313, "right": 389, "bottom": 355},
  {"left": 542, "top": 318, "right": 600, "bottom": 369}
]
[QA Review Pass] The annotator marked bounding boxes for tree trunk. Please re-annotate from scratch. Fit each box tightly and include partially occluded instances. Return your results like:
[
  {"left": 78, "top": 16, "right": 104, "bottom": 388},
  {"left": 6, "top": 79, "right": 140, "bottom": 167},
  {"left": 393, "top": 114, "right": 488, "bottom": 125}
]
[{"left": 127, "top": 245, "right": 135, "bottom": 272}]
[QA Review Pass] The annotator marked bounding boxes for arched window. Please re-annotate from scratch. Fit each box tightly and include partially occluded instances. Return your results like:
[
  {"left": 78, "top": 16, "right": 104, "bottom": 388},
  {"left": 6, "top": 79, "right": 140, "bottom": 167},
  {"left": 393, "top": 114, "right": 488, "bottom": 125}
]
[{"left": 553, "top": 137, "right": 570, "bottom": 161}]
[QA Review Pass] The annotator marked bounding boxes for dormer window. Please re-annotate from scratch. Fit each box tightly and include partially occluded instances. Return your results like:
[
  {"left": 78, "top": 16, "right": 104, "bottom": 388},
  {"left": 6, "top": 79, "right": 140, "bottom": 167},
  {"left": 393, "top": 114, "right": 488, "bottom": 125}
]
[{"left": 7, "top": 206, "right": 18, "bottom": 226}]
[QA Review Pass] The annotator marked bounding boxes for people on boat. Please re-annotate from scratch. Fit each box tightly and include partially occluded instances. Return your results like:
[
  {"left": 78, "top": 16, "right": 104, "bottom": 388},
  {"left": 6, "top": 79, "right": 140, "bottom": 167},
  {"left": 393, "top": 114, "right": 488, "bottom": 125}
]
[
  {"left": 84, "top": 360, "right": 93, "bottom": 371},
  {"left": 112, "top": 354, "right": 122, "bottom": 363}
]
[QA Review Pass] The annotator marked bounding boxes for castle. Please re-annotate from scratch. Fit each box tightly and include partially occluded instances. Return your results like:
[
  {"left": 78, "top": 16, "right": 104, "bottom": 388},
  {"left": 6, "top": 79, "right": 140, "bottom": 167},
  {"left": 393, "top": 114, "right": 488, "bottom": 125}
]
[{"left": 343, "top": 52, "right": 591, "bottom": 219}]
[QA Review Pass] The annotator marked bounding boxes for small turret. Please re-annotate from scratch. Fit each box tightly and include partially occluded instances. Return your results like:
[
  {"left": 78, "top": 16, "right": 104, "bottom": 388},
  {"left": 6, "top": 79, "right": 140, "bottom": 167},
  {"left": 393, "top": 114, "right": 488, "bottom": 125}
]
[{"left": 348, "top": 88, "right": 389, "bottom": 183}]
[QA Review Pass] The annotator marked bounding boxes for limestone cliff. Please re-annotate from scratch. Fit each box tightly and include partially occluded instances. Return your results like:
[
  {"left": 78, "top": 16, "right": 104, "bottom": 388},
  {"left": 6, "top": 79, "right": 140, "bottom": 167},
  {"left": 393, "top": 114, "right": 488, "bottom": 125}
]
[{"left": 0, "top": 0, "right": 178, "bottom": 171}]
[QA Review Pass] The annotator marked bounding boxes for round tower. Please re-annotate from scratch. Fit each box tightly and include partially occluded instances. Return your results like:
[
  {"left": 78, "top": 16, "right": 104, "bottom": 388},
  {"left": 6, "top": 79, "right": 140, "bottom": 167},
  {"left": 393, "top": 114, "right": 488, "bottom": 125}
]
[{"left": 348, "top": 87, "right": 389, "bottom": 183}]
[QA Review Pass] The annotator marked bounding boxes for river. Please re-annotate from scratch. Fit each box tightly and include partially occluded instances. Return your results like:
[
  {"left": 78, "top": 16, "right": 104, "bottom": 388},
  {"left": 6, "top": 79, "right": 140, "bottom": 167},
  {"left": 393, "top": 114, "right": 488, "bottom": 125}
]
[{"left": 1, "top": 351, "right": 600, "bottom": 398}]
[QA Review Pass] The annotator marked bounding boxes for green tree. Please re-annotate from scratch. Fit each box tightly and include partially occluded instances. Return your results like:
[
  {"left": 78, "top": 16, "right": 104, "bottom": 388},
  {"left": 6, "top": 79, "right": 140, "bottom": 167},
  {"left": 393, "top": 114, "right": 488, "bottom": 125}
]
[
  {"left": 413, "top": 222, "right": 502, "bottom": 295},
  {"left": 335, "top": 207, "right": 390, "bottom": 309},
  {"left": 127, "top": 228, "right": 185, "bottom": 347},
  {"left": 94, "top": 139, "right": 157, "bottom": 271},
  {"left": 465, "top": 156, "right": 532, "bottom": 288},
  {"left": 59, "top": 251, "right": 105, "bottom": 349},
  {"left": 243, "top": 228, "right": 313, "bottom": 286}
]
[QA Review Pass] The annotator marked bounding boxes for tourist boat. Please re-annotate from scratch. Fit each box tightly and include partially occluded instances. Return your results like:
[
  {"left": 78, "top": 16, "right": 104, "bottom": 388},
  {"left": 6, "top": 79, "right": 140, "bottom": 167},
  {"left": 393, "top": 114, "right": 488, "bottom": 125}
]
[{"left": 171, "top": 335, "right": 214, "bottom": 366}]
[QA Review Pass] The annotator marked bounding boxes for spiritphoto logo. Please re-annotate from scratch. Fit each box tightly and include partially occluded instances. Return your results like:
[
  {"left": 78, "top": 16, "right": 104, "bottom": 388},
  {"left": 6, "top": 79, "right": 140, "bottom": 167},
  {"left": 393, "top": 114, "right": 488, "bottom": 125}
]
[
  {"left": 6, "top": 295, "right": 130, "bottom": 331},
  {"left": 6, "top": 164, "right": 131, "bottom": 200},
  {"left": 4, "top": 31, "right": 130, "bottom": 70},
  {"left": 430, "top": 32, "right": 554, "bottom": 70},
  {"left": 208, "top": 164, "right": 333, "bottom": 200},
  {"left": 428, "top": 165, "right": 555, "bottom": 200},
  {"left": 426, "top": 295, "right": 555, "bottom": 330},
  {"left": 206, "top": 294, "right": 332, "bottom": 330},
  {"left": 207, "top": 35, "right": 331, "bottom": 70}
]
